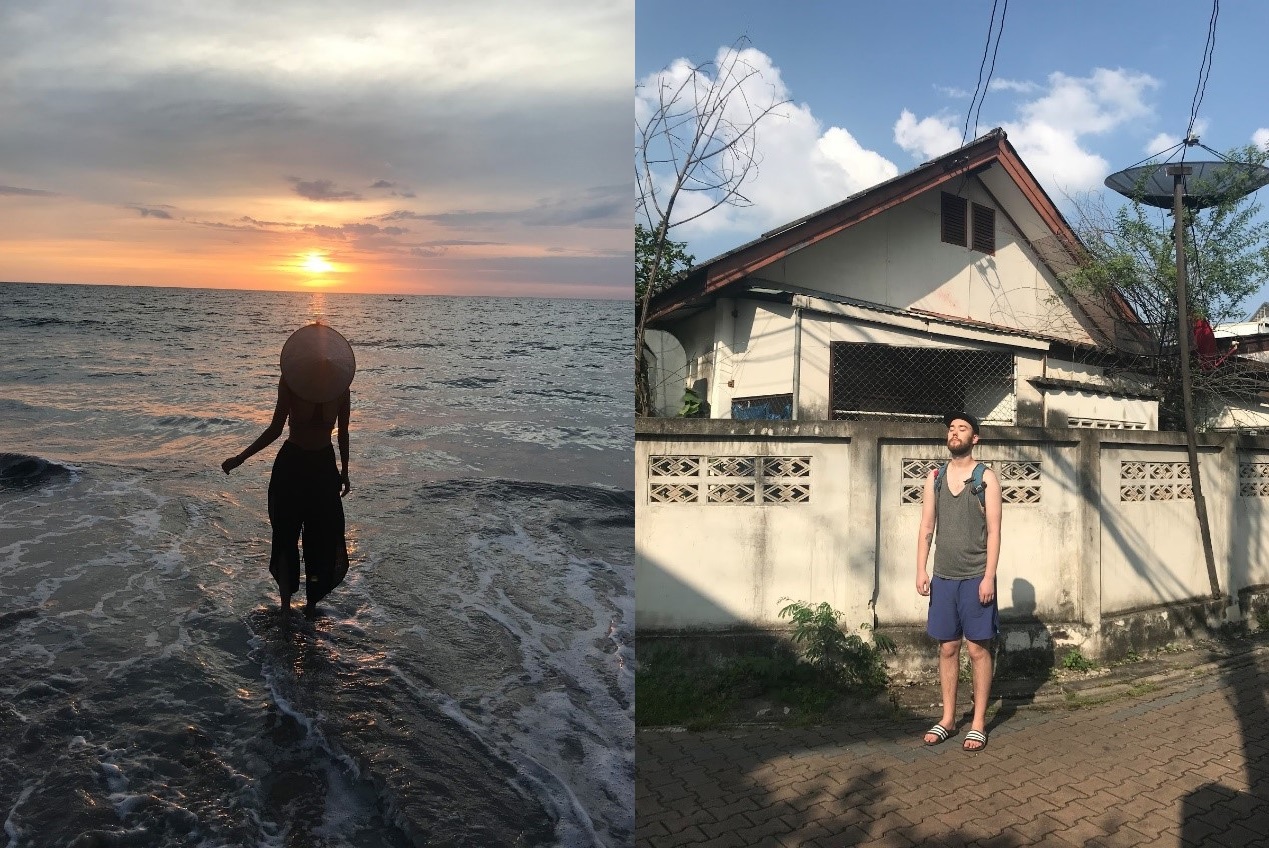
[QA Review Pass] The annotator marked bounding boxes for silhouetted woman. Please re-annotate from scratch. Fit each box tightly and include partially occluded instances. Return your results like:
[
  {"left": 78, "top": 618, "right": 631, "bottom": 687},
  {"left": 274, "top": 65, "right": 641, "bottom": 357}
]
[{"left": 223, "top": 323, "right": 354, "bottom": 616}]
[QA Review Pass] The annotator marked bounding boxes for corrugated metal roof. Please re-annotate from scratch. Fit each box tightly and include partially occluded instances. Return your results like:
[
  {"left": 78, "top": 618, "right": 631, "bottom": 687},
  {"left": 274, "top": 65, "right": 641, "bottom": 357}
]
[{"left": 786, "top": 286, "right": 1069, "bottom": 346}]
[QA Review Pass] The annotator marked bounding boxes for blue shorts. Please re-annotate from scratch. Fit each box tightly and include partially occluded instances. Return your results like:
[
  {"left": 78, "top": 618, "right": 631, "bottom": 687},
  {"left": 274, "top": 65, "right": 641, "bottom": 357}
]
[{"left": 927, "top": 575, "right": 998, "bottom": 642}]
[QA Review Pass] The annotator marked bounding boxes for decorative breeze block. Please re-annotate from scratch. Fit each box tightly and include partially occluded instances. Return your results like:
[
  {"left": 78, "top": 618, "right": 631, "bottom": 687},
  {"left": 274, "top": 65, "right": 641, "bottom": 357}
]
[
  {"left": 648, "top": 455, "right": 812, "bottom": 504},
  {"left": 1120, "top": 461, "right": 1192, "bottom": 501}
]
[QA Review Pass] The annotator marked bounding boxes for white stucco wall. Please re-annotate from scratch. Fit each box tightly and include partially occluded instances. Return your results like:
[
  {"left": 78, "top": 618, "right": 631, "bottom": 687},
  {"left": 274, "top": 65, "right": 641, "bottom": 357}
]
[
  {"left": 664, "top": 306, "right": 719, "bottom": 405},
  {"left": 636, "top": 432, "right": 870, "bottom": 630},
  {"left": 1044, "top": 389, "right": 1158, "bottom": 430},
  {"left": 725, "top": 301, "right": 797, "bottom": 407},
  {"left": 1203, "top": 399, "right": 1269, "bottom": 432},
  {"left": 636, "top": 422, "right": 1269, "bottom": 654},
  {"left": 638, "top": 423, "right": 1092, "bottom": 633},
  {"left": 1098, "top": 445, "right": 1232, "bottom": 612},
  {"left": 644, "top": 329, "right": 688, "bottom": 417},
  {"left": 1232, "top": 451, "right": 1269, "bottom": 593},
  {"left": 798, "top": 312, "right": 833, "bottom": 420},
  {"left": 1046, "top": 359, "right": 1107, "bottom": 381}
]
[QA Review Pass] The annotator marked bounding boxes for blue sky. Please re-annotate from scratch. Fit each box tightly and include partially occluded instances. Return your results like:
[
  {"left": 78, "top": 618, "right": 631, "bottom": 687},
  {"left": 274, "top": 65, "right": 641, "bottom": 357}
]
[{"left": 637, "top": 0, "right": 1269, "bottom": 314}]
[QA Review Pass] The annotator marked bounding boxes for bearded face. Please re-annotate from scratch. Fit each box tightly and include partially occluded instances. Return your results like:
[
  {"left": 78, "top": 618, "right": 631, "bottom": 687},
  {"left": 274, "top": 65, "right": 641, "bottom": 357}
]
[{"left": 946, "top": 421, "right": 977, "bottom": 457}]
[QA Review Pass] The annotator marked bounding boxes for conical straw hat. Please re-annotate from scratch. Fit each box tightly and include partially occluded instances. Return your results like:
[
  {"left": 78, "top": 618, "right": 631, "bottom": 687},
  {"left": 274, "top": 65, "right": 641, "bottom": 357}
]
[{"left": 280, "top": 323, "right": 355, "bottom": 403}]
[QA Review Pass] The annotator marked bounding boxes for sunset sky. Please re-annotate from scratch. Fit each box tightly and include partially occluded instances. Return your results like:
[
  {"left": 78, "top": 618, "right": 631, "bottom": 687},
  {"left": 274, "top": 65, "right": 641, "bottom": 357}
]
[{"left": 1, "top": 1, "right": 632, "bottom": 299}]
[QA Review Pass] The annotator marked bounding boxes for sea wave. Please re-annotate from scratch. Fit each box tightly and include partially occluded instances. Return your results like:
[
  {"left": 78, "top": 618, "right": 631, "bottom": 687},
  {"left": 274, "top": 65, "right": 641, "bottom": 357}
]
[
  {"left": 437, "top": 376, "right": 501, "bottom": 389},
  {"left": 0, "top": 315, "right": 114, "bottom": 330},
  {"left": 150, "top": 414, "right": 241, "bottom": 432},
  {"left": 353, "top": 336, "right": 439, "bottom": 350},
  {"left": 413, "top": 478, "right": 634, "bottom": 516},
  {"left": 0, "top": 453, "right": 76, "bottom": 489}
]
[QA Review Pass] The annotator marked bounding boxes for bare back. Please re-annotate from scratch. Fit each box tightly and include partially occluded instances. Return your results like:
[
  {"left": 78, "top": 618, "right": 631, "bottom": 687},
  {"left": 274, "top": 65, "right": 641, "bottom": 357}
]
[{"left": 280, "top": 380, "right": 348, "bottom": 450}]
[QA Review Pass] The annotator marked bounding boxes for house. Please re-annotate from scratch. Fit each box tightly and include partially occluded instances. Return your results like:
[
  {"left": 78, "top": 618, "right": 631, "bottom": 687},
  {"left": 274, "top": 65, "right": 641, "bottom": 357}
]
[
  {"left": 644, "top": 128, "right": 1164, "bottom": 431},
  {"left": 637, "top": 132, "right": 1269, "bottom": 662}
]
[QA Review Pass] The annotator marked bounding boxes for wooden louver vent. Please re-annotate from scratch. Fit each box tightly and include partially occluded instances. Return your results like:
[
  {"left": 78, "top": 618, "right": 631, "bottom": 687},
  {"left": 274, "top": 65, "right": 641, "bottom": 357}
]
[
  {"left": 941, "top": 192, "right": 967, "bottom": 247},
  {"left": 972, "top": 203, "right": 996, "bottom": 254}
]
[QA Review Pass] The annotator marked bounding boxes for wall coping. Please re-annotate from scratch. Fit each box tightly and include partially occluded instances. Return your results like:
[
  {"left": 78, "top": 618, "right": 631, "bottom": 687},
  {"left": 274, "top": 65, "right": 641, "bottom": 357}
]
[{"left": 635, "top": 417, "right": 1269, "bottom": 451}]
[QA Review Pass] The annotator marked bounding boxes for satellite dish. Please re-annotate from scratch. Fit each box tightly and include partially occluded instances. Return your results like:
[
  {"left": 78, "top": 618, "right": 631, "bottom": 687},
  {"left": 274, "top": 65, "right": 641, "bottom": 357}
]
[{"left": 1105, "top": 160, "right": 1269, "bottom": 209}]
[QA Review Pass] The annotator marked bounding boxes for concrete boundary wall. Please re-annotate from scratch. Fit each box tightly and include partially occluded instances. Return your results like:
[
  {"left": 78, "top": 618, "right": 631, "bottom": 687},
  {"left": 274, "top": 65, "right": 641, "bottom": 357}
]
[{"left": 636, "top": 419, "right": 1269, "bottom": 669}]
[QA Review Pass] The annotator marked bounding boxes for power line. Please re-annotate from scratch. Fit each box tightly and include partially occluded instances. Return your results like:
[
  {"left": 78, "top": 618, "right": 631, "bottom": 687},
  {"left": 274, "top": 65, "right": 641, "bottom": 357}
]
[
  {"left": 1183, "top": 0, "right": 1219, "bottom": 161},
  {"left": 972, "top": 0, "right": 1009, "bottom": 141},
  {"left": 959, "top": 0, "right": 999, "bottom": 145},
  {"left": 960, "top": 0, "right": 1010, "bottom": 146}
]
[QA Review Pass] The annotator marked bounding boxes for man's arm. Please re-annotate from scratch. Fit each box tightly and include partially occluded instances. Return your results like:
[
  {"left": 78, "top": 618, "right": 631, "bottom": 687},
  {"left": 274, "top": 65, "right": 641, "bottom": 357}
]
[
  {"left": 915, "top": 469, "right": 938, "bottom": 595},
  {"left": 980, "top": 467, "right": 1002, "bottom": 604}
]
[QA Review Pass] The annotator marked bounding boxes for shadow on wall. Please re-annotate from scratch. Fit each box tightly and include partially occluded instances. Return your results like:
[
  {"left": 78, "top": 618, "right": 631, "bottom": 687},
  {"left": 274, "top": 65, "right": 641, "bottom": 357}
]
[
  {"left": 635, "top": 549, "right": 739, "bottom": 634},
  {"left": 990, "top": 578, "right": 1054, "bottom": 736},
  {"left": 1047, "top": 438, "right": 1198, "bottom": 641}
]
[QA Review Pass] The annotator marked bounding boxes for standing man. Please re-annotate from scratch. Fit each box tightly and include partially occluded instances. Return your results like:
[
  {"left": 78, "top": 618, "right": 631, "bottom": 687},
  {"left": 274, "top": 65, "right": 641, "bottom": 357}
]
[{"left": 915, "top": 412, "right": 1002, "bottom": 752}]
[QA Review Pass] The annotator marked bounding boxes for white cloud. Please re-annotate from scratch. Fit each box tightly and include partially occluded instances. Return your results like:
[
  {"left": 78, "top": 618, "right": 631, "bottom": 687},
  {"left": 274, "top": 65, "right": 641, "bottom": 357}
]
[
  {"left": 1000, "top": 72, "right": 1156, "bottom": 195},
  {"left": 814, "top": 128, "right": 900, "bottom": 194},
  {"left": 1146, "top": 133, "right": 1179, "bottom": 155},
  {"left": 1004, "top": 123, "right": 1110, "bottom": 197},
  {"left": 893, "top": 110, "right": 962, "bottom": 160},
  {"left": 1018, "top": 69, "right": 1157, "bottom": 133},
  {"left": 901, "top": 68, "right": 1160, "bottom": 182},
  {"left": 1144, "top": 120, "right": 1207, "bottom": 158},
  {"left": 1254, "top": 128, "right": 1269, "bottom": 151},
  {"left": 902, "top": 67, "right": 1160, "bottom": 197},
  {"left": 637, "top": 45, "right": 898, "bottom": 251},
  {"left": 2, "top": 0, "right": 627, "bottom": 97},
  {"left": 987, "top": 78, "right": 1039, "bottom": 94}
]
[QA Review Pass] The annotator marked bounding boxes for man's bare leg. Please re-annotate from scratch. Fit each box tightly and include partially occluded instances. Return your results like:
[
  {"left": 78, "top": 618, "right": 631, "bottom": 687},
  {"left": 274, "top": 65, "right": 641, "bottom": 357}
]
[
  {"left": 965, "top": 638, "right": 994, "bottom": 749},
  {"left": 924, "top": 639, "right": 962, "bottom": 743}
]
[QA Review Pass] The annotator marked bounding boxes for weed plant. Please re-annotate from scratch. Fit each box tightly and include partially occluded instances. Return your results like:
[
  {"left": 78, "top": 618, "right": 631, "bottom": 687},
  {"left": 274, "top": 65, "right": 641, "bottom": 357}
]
[
  {"left": 635, "top": 599, "right": 898, "bottom": 729},
  {"left": 777, "top": 598, "right": 897, "bottom": 691},
  {"left": 1061, "top": 649, "right": 1096, "bottom": 672}
]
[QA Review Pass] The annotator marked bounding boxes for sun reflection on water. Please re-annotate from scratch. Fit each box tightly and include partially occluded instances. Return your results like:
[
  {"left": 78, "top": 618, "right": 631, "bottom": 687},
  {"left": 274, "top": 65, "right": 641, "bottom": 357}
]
[{"left": 309, "top": 291, "right": 328, "bottom": 322}]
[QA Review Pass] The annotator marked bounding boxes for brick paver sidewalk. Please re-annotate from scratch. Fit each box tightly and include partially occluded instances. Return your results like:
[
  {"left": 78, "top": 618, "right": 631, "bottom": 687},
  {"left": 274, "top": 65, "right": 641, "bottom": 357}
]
[{"left": 637, "top": 648, "right": 1269, "bottom": 847}]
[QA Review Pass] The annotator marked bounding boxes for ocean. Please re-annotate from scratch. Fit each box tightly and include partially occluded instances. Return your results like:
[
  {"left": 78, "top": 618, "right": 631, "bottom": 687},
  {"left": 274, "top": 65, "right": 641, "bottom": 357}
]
[{"left": 0, "top": 282, "right": 633, "bottom": 847}]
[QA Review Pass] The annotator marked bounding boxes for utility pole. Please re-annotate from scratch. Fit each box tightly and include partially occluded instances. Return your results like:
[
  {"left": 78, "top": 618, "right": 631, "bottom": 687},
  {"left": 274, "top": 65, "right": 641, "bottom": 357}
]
[{"left": 1166, "top": 163, "right": 1220, "bottom": 599}]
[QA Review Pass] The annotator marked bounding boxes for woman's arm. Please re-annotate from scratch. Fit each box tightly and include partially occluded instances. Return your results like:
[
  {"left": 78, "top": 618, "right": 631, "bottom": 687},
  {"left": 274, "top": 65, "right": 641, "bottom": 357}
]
[
  {"left": 337, "top": 389, "right": 351, "bottom": 496},
  {"left": 222, "top": 379, "right": 290, "bottom": 474}
]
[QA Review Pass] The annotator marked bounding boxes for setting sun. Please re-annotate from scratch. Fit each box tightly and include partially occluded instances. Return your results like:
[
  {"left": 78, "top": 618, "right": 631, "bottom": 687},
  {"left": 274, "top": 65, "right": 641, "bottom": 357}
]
[{"left": 302, "top": 252, "right": 334, "bottom": 274}]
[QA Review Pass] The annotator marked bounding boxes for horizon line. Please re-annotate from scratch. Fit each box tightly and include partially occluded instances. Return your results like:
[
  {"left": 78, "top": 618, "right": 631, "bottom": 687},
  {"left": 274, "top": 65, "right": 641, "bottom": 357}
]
[{"left": 0, "top": 279, "right": 635, "bottom": 302}]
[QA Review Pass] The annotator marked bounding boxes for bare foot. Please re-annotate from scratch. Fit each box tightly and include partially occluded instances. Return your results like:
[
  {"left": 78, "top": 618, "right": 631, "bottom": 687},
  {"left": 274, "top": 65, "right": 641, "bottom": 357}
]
[
  {"left": 303, "top": 601, "right": 318, "bottom": 618},
  {"left": 280, "top": 593, "right": 291, "bottom": 613}
]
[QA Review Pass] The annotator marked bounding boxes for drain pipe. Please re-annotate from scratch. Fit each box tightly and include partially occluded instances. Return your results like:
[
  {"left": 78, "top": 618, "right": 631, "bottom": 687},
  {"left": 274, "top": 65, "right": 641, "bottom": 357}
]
[{"left": 791, "top": 305, "right": 802, "bottom": 420}]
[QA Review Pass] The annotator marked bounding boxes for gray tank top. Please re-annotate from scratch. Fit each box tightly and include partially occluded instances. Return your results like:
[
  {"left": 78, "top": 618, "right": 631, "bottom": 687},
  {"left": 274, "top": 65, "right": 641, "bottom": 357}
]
[{"left": 932, "top": 467, "right": 987, "bottom": 579}]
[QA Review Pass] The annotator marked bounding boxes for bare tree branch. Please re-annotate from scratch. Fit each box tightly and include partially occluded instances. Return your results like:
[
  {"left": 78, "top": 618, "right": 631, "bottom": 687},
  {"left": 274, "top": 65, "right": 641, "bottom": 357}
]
[{"left": 634, "top": 37, "right": 791, "bottom": 416}]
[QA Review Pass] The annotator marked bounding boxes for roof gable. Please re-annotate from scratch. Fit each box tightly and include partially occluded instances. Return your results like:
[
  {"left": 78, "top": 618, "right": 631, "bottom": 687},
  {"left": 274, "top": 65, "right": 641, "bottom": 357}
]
[{"left": 649, "top": 129, "right": 1139, "bottom": 348}]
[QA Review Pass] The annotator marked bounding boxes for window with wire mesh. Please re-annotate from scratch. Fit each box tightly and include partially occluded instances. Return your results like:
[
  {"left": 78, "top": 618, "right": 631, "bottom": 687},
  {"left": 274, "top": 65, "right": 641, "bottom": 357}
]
[
  {"left": 829, "top": 342, "right": 1016, "bottom": 423},
  {"left": 731, "top": 393, "right": 793, "bottom": 420}
]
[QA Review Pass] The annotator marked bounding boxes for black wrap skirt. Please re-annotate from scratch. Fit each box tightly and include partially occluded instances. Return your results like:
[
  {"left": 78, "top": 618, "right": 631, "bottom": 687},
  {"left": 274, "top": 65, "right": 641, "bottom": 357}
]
[{"left": 267, "top": 440, "right": 348, "bottom": 604}]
